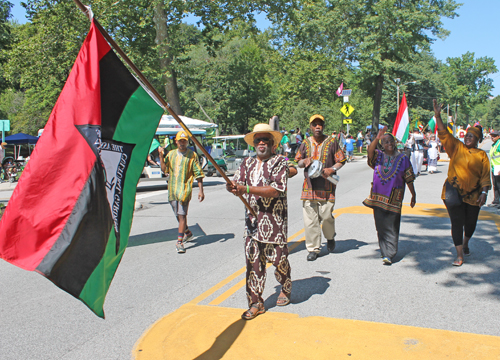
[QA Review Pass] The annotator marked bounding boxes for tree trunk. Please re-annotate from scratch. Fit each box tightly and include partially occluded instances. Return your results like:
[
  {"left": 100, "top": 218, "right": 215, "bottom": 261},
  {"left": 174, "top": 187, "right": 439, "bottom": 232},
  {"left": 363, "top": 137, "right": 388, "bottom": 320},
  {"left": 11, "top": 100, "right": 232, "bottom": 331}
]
[
  {"left": 153, "top": 4, "right": 183, "bottom": 115},
  {"left": 371, "top": 74, "right": 384, "bottom": 137}
]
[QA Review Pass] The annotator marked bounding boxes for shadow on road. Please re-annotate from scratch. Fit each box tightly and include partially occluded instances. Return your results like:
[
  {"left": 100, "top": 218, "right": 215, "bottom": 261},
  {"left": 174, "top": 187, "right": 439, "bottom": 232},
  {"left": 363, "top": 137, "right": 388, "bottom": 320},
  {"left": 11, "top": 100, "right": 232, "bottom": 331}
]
[
  {"left": 333, "top": 238, "right": 368, "bottom": 254},
  {"left": 265, "top": 276, "right": 331, "bottom": 310},
  {"left": 396, "top": 214, "right": 500, "bottom": 299},
  {"left": 193, "top": 319, "right": 246, "bottom": 360},
  {"left": 128, "top": 223, "right": 234, "bottom": 248}
]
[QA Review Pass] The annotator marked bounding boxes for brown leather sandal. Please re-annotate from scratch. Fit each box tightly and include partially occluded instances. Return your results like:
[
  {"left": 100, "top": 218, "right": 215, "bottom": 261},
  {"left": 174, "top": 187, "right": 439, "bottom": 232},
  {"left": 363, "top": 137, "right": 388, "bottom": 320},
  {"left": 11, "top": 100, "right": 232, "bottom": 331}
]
[
  {"left": 241, "top": 303, "right": 265, "bottom": 320},
  {"left": 276, "top": 295, "right": 290, "bottom": 306}
]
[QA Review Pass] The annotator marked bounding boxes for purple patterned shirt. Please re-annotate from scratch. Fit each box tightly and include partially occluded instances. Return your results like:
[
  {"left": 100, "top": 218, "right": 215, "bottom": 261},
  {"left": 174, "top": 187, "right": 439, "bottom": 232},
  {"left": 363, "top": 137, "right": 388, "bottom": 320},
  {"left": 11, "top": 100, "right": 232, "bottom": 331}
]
[{"left": 363, "top": 149, "right": 415, "bottom": 214}]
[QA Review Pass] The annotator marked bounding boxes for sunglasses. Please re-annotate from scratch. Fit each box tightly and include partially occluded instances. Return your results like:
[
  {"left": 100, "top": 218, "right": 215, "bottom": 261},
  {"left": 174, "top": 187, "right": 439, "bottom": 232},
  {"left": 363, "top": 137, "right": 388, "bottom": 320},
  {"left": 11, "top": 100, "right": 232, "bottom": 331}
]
[{"left": 253, "top": 137, "right": 272, "bottom": 145}]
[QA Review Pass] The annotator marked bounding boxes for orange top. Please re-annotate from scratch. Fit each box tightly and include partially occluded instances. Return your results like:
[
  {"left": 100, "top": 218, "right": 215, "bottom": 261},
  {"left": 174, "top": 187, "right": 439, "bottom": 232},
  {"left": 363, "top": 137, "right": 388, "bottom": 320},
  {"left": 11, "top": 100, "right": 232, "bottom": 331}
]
[{"left": 438, "top": 130, "right": 491, "bottom": 206}]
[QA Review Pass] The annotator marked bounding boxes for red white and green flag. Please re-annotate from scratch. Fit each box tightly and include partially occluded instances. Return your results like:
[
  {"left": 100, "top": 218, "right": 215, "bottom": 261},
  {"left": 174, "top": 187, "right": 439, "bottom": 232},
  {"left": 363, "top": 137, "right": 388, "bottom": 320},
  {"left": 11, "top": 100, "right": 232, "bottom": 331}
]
[
  {"left": 428, "top": 116, "right": 438, "bottom": 135},
  {"left": 392, "top": 93, "right": 410, "bottom": 143},
  {"left": 0, "top": 20, "right": 164, "bottom": 317}
]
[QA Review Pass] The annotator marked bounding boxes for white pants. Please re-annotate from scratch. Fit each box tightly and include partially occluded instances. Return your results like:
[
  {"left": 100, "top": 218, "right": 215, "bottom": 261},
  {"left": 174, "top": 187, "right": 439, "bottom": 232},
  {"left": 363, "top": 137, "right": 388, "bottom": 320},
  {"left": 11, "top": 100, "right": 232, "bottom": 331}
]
[
  {"left": 302, "top": 200, "right": 336, "bottom": 253},
  {"left": 411, "top": 150, "right": 423, "bottom": 175}
]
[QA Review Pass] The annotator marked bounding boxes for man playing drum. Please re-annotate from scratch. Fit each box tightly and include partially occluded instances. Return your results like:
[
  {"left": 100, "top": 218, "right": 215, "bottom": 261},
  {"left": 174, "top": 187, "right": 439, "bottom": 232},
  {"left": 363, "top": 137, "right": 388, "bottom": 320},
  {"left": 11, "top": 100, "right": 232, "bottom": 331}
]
[{"left": 295, "top": 114, "right": 346, "bottom": 261}]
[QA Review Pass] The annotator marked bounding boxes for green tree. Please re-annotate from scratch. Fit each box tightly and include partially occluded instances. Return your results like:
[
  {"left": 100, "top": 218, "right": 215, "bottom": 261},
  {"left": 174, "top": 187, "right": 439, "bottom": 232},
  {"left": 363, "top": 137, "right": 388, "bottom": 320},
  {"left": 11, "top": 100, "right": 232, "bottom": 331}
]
[
  {"left": 0, "top": 0, "right": 13, "bottom": 93},
  {"left": 179, "top": 29, "right": 272, "bottom": 134},
  {"left": 442, "top": 51, "right": 497, "bottom": 125},
  {"left": 350, "top": 0, "right": 460, "bottom": 133},
  {"left": 485, "top": 96, "right": 500, "bottom": 131}
]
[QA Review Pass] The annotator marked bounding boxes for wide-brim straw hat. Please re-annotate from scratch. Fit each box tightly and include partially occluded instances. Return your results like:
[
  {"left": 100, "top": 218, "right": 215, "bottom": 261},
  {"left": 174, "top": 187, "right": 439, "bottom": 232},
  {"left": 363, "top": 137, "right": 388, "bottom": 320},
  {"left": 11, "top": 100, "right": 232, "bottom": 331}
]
[{"left": 244, "top": 123, "right": 282, "bottom": 147}]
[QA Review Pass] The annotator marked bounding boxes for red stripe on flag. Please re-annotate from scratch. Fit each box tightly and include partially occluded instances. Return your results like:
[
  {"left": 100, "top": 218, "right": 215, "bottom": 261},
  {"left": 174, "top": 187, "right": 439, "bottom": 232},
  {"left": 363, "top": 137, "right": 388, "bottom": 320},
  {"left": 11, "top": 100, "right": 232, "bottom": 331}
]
[{"left": 0, "top": 23, "right": 111, "bottom": 270}]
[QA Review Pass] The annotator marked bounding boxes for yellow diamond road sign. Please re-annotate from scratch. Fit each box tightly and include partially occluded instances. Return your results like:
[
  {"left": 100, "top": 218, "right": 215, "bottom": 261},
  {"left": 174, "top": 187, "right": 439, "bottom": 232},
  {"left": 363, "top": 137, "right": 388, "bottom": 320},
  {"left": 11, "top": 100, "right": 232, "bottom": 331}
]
[{"left": 340, "top": 103, "right": 354, "bottom": 117}]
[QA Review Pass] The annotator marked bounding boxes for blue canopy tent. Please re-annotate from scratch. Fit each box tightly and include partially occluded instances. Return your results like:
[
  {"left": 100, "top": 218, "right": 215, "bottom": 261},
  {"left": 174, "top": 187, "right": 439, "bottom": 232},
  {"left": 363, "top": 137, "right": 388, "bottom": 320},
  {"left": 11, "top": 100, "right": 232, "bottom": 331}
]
[
  {"left": 4, "top": 133, "right": 39, "bottom": 159},
  {"left": 5, "top": 133, "right": 39, "bottom": 145}
]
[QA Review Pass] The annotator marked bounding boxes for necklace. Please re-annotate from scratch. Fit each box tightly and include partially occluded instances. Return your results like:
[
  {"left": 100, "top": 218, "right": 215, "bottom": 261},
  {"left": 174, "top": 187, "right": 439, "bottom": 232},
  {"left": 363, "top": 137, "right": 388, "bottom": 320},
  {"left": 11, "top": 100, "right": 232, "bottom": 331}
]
[{"left": 382, "top": 153, "right": 397, "bottom": 174}]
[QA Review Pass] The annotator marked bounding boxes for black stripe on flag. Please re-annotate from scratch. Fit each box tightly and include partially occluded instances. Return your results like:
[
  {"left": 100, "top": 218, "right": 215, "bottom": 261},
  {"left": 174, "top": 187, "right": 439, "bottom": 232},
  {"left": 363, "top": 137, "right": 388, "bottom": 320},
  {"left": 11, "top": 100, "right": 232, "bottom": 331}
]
[{"left": 99, "top": 50, "right": 140, "bottom": 140}]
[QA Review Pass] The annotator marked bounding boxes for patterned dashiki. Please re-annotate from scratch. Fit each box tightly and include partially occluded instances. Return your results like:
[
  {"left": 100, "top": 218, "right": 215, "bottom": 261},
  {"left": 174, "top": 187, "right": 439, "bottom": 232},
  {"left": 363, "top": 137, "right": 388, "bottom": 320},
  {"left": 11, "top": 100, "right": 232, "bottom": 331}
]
[
  {"left": 233, "top": 154, "right": 288, "bottom": 244},
  {"left": 295, "top": 135, "right": 346, "bottom": 201},
  {"left": 363, "top": 149, "right": 415, "bottom": 214},
  {"left": 163, "top": 148, "right": 204, "bottom": 203}
]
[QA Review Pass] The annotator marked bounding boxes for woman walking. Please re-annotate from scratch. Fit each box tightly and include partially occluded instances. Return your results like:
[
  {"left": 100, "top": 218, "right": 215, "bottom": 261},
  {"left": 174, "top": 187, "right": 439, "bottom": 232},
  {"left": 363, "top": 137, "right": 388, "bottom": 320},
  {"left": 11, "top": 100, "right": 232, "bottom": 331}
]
[
  {"left": 433, "top": 100, "right": 491, "bottom": 266},
  {"left": 427, "top": 134, "right": 439, "bottom": 174},
  {"left": 363, "top": 126, "right": 416, "bottom": 265}
]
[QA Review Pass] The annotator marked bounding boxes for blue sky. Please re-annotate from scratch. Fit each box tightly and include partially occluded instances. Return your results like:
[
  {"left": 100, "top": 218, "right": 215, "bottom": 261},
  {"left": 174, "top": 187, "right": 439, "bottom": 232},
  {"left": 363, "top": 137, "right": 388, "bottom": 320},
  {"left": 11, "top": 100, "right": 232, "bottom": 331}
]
[{"left": 8, "top": 0, "right": 500, "bottom": 96}]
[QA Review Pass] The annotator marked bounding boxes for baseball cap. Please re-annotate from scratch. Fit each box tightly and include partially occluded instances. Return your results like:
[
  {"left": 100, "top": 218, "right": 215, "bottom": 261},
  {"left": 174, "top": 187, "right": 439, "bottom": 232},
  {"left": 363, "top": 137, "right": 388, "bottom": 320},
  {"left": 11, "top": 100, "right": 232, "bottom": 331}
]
[
  {"left": 175, "top": 130, "right": 189, "bottom": 141},
  {"left": 490, "top": 130, "right": 500, "bottom": 137},
  {"left": 309, "top": 114, "right": 324, "bottom": 123}
]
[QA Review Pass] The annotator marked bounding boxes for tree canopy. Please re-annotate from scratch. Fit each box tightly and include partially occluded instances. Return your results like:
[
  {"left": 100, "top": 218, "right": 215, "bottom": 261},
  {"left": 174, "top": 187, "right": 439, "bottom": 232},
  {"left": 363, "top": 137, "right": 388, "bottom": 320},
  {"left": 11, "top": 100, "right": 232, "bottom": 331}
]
[{"left": 0, "top": 0, "right": 498, "bottom": 137}]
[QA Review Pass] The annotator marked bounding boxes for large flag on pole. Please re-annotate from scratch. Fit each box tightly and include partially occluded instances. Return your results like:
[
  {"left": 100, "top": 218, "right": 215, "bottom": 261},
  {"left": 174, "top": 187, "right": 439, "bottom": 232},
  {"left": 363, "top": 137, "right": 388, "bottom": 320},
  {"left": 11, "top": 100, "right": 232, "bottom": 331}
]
[
  {"left": 392, "top": 93, "right": 410, "bottom": 143},
  {"left": 0, "top": 20, "right": 164, "bottom": 317}
]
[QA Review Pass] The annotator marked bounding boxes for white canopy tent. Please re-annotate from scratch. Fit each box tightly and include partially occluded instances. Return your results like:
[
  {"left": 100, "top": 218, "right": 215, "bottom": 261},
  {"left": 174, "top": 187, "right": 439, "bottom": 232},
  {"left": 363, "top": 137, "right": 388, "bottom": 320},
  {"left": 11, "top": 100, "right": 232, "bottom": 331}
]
[{"left": 155, "top": 115, "right": 217, "bottom": 135}]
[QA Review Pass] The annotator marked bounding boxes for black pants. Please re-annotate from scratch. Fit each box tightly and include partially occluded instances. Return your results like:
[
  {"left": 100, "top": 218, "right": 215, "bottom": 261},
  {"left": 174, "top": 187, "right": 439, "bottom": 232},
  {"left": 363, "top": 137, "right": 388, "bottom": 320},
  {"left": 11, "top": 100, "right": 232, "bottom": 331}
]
[
  {"left": 444, "top": 201, "right": 481, "bottom": 247},
  {"left": 492, "top": 174, "right": 500, "bottom": 204},
  {"left": 373, "top": 208, "right": 401, "bottom": 259}
]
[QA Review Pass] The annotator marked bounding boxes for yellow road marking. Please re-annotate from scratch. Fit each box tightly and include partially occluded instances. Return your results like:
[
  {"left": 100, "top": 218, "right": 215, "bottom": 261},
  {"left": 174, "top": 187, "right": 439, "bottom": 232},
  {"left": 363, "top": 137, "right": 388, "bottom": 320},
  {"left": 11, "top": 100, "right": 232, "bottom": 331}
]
[
  {"left": 134, "top": 204, "right": 500, "bottom": 359},
  {"left": 199, "top": 204, "right": 500, "bottom": 307},
  {"left": 133, "top": 304, "right": 500, "bottom": 359},
  {"left": 208, "top": 236, "right": 306, "bottom": 306},
  {"left": 189, "top": 228, "right": 305, "bottom": 306}
]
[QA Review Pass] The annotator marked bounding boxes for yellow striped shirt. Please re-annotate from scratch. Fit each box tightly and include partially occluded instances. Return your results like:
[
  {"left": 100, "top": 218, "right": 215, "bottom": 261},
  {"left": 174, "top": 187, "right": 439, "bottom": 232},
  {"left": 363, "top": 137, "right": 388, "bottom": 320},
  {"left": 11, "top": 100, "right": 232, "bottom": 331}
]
[{"left": 164, "top": 149, "right": 204, "bottom": 202}]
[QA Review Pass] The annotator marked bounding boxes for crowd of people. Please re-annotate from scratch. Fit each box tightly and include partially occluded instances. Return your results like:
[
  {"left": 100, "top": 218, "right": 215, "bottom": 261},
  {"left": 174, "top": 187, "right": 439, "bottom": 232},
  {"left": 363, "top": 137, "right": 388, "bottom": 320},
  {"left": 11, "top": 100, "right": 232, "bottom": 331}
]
[{"left": 158, "top": 100, "right": 497, "bottom": 320}]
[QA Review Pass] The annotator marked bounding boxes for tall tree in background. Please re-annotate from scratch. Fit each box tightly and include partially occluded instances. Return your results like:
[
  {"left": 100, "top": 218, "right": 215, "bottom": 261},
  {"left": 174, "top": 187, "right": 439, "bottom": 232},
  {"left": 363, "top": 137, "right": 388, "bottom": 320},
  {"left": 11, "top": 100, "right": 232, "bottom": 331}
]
[
  {"left": 178, "top": 24, "right": 272, "bottom": 134},
  {"left": 0, "top": 0, "right": 12, "bottom": 93},
  {"left": 350, "top": 0, "right": 460, "bottom": 133},
  {"left": 442, "top": 51, "right": 497, "bottom": 125}
]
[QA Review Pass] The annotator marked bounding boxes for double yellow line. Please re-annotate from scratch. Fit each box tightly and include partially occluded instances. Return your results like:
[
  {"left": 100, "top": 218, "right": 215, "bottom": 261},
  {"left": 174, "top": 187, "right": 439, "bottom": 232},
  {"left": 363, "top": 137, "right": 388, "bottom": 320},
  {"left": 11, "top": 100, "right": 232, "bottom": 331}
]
[{"left": 188, "top": 228, "right": 306, "bottom": 306}]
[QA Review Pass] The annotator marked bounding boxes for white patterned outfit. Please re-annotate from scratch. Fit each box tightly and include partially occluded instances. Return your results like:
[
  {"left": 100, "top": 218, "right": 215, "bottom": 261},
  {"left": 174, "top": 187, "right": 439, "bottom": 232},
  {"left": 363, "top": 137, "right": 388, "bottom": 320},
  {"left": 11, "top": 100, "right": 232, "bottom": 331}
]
[{"left": 233, "top": 154, "right": 291, "bottom": 306}]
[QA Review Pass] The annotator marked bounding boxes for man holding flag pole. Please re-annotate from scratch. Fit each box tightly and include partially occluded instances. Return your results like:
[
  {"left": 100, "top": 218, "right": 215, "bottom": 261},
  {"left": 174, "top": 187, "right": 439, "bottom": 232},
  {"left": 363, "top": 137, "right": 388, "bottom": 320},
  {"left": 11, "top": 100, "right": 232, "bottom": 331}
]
[{"left": 0, "top": 0, "right": 256, "bottom": 317}]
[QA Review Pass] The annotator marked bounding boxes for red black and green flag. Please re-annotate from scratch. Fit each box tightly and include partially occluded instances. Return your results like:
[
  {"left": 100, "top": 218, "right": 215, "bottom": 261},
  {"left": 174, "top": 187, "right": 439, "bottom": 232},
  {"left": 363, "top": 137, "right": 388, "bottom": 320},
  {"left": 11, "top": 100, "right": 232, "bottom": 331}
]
[{"left": 0, "top": 21, "right": 164, "bottom": 317}]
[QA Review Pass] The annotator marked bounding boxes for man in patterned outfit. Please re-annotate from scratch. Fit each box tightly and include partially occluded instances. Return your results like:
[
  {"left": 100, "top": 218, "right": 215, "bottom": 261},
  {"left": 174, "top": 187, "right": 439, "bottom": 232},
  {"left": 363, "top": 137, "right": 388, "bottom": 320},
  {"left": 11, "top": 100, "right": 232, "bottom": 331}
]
[
  {"left": 160, "top": 130, "right": 204, "bottom": 254},
  {"left": 295, "top": 114, "right": 346, "bottom": 261},
  {"left": 227, "top": 123, "right": 292, "bottom": 320}
]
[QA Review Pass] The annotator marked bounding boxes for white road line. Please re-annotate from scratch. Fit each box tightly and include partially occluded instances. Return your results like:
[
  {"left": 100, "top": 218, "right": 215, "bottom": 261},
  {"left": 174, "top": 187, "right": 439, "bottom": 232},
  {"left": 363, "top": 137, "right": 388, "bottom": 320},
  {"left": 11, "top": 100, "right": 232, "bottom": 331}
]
[{"left": 136, "top": 190, "right": 168, "bottom": 200}]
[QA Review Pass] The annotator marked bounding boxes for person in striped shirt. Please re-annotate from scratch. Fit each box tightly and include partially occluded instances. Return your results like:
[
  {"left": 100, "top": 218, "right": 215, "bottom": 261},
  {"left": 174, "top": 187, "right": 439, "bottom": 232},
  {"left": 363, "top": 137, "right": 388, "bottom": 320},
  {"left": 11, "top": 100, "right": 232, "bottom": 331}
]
[{"left": 160, "top": 130, "right": 205, "bottom": 253}]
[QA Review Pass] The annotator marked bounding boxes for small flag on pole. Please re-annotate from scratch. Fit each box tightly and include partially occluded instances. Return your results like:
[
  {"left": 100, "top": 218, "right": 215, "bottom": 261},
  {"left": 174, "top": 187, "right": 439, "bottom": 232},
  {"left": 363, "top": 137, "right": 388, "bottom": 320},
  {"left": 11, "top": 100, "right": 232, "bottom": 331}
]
[
  {"left": 392, "top": 93, "right": 410, "bottom": 143},
  {"left": 428, "top": 116, "right": 438, "bottom": 136},
  {"left": 0, "top": 20, "right": 164, "bottom": 317},
  {"left": 336, "top": 82, "right": 344, "bottom": 97}
]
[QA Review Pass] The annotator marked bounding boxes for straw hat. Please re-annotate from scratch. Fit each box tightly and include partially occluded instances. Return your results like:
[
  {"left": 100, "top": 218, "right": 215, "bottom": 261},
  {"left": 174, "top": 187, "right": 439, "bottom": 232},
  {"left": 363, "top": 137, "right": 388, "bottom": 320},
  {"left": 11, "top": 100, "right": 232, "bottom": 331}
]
[{"left": 244, "top": 123, "right": 282, "bottom": 147}]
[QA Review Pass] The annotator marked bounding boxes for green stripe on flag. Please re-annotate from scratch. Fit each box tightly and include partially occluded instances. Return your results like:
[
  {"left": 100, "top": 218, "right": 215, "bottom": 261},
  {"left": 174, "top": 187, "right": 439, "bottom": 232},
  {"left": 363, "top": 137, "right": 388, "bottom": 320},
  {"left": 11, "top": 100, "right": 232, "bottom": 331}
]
[{"left": 79, "top": 86, "right": 163, "bottom": 317}]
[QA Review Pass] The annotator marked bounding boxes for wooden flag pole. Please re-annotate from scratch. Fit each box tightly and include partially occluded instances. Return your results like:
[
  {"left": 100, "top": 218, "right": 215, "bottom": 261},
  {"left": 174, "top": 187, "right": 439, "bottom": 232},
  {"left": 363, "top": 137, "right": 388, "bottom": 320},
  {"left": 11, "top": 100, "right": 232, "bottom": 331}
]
[{"left": 72, "top": 0, "right": 256, "bottom": 218}]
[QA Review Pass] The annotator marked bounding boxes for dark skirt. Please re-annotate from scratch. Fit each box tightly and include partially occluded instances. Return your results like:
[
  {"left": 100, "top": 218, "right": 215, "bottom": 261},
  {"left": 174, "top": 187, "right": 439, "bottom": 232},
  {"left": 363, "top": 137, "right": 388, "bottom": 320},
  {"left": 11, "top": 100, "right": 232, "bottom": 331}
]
[{"left": 373, "top": 207, "right": 401, "bottom": 259}]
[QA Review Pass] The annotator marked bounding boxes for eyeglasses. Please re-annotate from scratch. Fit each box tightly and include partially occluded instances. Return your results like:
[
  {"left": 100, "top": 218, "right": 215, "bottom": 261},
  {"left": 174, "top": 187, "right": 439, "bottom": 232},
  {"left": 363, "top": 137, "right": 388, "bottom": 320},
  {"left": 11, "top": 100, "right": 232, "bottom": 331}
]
[{"left": 253, "top": 137, "right": 271, "bottom": 145}]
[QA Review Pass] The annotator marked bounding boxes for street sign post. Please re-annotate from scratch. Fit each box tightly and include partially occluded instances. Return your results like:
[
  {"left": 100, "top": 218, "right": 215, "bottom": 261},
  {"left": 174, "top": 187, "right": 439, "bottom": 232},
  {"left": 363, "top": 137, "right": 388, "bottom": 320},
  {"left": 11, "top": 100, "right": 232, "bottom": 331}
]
[
  {"left": 0, "top": 120, "right": 10, "bottom": 142},
  {"left": 340, "top": 103, "right": 354, "bottom": 117}
]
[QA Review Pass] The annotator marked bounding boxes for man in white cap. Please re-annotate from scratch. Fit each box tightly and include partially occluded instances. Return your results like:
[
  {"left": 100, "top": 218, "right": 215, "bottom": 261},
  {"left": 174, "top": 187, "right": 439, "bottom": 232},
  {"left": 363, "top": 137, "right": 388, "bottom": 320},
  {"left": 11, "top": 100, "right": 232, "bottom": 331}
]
[
  {"left": 160, "top": 130, "right": 204, "bottom": 254},
  {"left": 226, "top": 123, "right": 292, "bottom": 320},
  {"left": 295, "top": 114, "right": 346, "bottom": 261}
]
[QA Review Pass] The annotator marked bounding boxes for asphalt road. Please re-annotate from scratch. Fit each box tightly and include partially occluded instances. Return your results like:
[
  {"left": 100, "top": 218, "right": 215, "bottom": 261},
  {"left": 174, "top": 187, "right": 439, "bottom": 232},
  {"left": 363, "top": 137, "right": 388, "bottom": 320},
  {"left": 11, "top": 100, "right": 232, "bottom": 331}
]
[{"left": 1, "top": 142, "right": 500, "bottom": 359}]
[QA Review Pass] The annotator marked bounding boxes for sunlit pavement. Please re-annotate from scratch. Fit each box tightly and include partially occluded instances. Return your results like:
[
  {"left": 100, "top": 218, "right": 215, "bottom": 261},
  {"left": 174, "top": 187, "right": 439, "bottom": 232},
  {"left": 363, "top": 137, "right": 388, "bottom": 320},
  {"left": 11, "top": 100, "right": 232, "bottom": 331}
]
[{"left": 133, "top": 205, "right": 500, "bottom": 359}]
